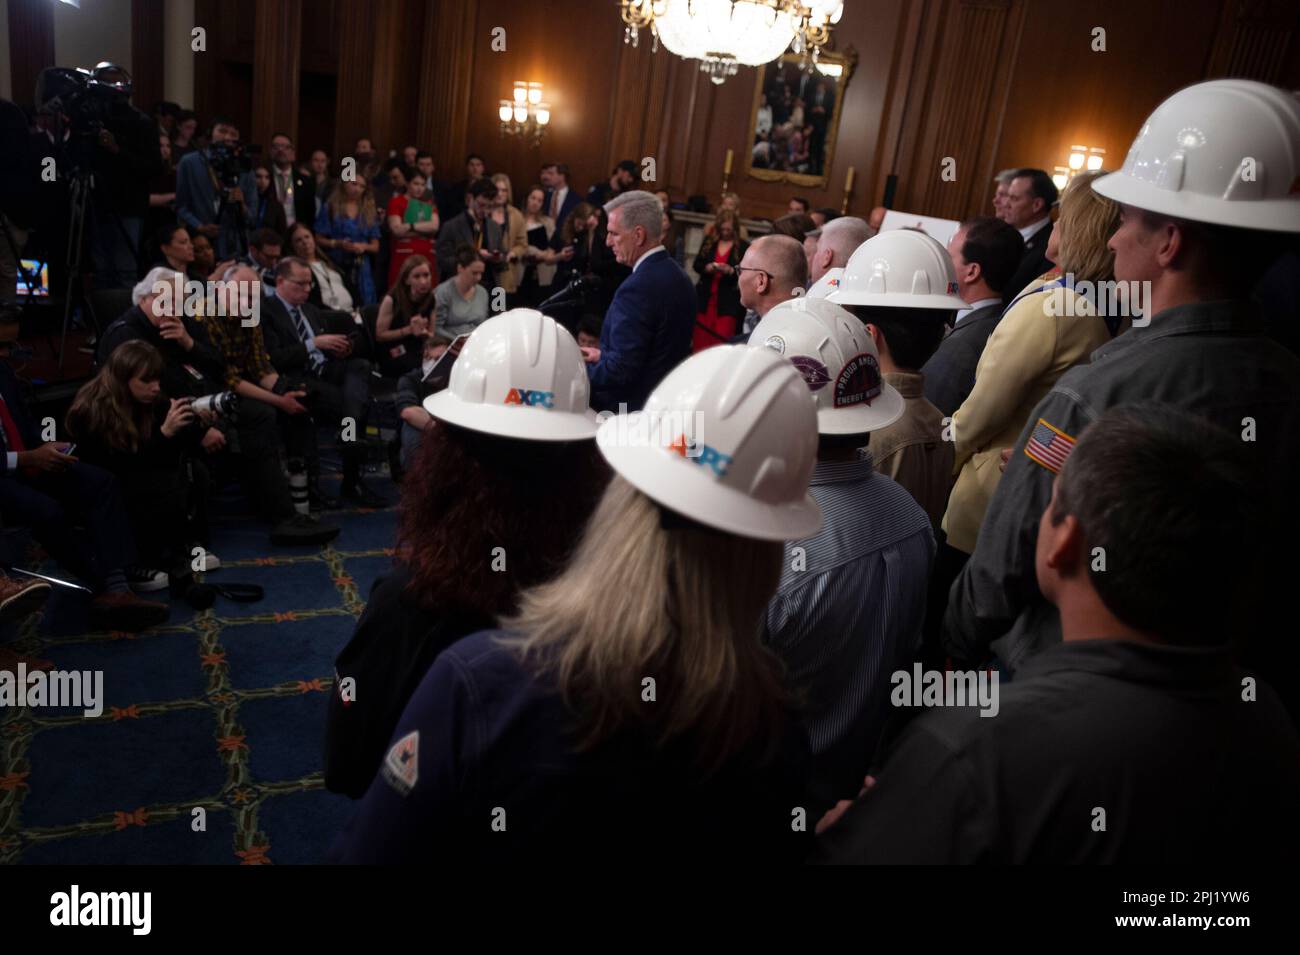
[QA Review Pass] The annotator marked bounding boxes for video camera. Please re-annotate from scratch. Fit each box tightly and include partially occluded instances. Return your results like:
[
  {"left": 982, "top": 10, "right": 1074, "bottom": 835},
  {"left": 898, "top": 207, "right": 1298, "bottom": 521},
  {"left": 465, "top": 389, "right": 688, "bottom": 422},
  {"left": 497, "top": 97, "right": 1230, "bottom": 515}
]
[
  {"left": 34, "top": 63, "right": 132, "bottom": 162},
  {"left": 208, "top": 140, "right": 260, "bottom": 189}
]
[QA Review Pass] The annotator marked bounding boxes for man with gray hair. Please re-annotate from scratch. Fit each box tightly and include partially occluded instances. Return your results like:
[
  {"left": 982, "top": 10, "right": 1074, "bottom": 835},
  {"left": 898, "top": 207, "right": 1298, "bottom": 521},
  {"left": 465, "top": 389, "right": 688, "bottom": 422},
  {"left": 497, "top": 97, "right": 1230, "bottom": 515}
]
[
  {"left": 736, "top": 234, "right": 808, "bottom": 336},
  {"left": 991, "top": 168, "right": 1017, "bottom": 218},
  {"left": 582, "top": 190, "right": 695, "bottom": 412},
  {"left": 808, "top": 216, "right": 872, "bottom": 291}
]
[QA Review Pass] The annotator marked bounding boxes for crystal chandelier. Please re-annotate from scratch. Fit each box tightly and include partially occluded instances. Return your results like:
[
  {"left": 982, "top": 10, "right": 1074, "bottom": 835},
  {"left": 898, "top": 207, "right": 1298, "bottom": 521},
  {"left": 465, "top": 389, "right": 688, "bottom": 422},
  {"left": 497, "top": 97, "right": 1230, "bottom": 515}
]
[{"left": 620, "top": 0, "right": 844, "bottom": 85}]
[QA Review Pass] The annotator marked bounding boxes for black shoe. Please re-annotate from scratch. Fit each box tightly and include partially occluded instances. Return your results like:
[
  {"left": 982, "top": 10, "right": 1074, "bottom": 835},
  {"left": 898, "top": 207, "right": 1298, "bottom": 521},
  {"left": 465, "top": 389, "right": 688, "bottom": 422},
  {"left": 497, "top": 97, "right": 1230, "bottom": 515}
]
[
  {"left": 90, "top": 591, "right": 170, "bottom": 632},
  {"left": 308, "top": 482, "right": 340, "bottom": 511},
  {"left": 341, "top": 478, "right": 387, "bottom": 509},
  {"left": 270, "top": 513, "right": 341, "bottom": 547}
]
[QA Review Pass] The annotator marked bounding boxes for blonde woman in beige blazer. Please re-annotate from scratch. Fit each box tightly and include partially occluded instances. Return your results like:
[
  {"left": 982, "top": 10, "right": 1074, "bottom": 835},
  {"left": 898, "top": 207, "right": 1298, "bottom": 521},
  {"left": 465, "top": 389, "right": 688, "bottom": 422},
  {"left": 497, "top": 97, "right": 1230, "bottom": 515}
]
[
  {"left": 489, "top": 174, "right": 530, "bottom": 295},
  {"left": 944, "top": 171, "right": 1129, "bottom": 555}
]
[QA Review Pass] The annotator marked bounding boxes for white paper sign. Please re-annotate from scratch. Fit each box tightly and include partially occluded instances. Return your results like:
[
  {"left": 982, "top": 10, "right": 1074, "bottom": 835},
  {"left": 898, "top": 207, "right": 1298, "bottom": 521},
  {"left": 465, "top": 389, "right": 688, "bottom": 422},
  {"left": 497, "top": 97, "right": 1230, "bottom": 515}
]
[{"left": 879, "top": 210, "right": 961, "bottom": 248}]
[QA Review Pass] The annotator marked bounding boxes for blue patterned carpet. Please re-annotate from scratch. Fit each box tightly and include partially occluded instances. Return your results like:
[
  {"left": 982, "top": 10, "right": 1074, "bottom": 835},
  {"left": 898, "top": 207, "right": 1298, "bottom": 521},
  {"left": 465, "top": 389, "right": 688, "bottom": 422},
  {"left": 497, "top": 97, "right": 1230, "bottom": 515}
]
[{"left": 0, "top": 469, "right": 398, "bottom": 865}]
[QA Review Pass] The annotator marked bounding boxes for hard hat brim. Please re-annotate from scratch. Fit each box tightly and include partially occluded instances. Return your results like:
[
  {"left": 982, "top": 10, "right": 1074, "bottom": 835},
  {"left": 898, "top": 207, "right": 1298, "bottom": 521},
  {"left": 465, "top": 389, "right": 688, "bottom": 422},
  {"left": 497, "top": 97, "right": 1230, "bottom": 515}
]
[
  {"left": 1092, "top": 170, "right": 1300, "bottom": 233},
  {"left": 423, "top": 390, "right": 601, "bottom": 441},
  {"left": 596, "top": 413, "right": 823, "bottom": 542},
  {"left": 817, "top": 381, "right": 906, "bottom": 435},
  {"left": 825, "top": 289, "right": 968, "bottom": 310}
]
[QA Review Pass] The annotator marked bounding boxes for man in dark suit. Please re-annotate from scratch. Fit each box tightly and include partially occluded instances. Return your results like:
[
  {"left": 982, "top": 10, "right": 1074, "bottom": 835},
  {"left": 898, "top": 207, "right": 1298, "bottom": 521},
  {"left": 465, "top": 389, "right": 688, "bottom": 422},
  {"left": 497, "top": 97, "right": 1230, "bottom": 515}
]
[
  {"left": 267, "top": 133, "right": 316, "bottom": 233},
  {"left": 0, "top": 323, "right": 168, "bottom": 631},
  {"left": 541, "top": 162, "right": 582, "bottom": 241},
  {"left": 922, "top": 217, "right": 1024, "bottom": 416},
  {"left": 998, "top": 168, "right": 1058, "bottom": 307},
  {"left": 582, "top": 191, "right": 696, "bottom": 413},
  {"left": 435, "top": 178, "right": 501, "bottom": 281},
  {"left": 261, "top": 257, "right": 385, "bottom": 508}
]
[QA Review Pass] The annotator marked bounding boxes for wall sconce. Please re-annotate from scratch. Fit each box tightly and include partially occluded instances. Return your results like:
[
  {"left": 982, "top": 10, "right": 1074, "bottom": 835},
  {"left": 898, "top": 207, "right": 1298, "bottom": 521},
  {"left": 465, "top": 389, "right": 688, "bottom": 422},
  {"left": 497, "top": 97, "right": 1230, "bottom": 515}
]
[
  {"left": 500, "top": 80, "right": 550, "bottom": 146},
  {"left": 1060, "top": 143, "right": 1105, "bottom": 187}
]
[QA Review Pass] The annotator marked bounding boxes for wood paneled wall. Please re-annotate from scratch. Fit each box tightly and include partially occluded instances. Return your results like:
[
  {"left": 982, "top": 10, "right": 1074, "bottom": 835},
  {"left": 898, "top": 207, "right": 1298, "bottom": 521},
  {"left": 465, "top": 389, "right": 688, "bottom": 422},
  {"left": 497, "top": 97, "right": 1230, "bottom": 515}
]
[{"left": 115, "top": 0, "right": 1299, "bottom": 222}]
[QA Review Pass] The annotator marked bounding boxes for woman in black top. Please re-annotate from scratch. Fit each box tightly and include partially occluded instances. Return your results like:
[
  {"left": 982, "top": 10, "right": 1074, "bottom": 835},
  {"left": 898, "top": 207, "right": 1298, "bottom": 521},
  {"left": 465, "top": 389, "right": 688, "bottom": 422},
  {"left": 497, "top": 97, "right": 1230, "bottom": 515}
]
[
  {"left": 65, "top": 341, "right": 212, "bottom": 602},
  {"left": 323, "top": 309, "right": 609, "bottom": 798}
]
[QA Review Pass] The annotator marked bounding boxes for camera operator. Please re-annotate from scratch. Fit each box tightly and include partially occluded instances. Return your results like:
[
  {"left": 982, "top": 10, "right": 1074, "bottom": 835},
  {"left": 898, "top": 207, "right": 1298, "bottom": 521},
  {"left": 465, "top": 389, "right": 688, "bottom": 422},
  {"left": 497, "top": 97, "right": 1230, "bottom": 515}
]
[
  {"left": 66, "top": 342, "right": 215, "bottom": 606},
  {"left": 175, "top": 117, "right": 255, "bottom": 260},
  {"left": 195, "top": 263, "right": 341, "bottom": 546},
  {"left": 261, "top": 257, "right": 385, "bottom": 508},
  {"left": 82, "top": 66, "right": 161, "bottom": 290}
]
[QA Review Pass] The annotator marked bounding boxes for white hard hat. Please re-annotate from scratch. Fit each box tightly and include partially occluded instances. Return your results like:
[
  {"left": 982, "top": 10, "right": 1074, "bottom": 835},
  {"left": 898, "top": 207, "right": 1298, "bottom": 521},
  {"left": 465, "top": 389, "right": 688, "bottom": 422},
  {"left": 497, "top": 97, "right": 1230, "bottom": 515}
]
[
  {"left": 596, "top": 345, "right": 822, "bottom": 541},
  {"left": 1092, "top": 79, "right": 1300, "bottom": 233},
  {"left": 423, "top": 308, "right": 600, "bottom": 441},
  {"left": 827, "top": 229, "right": 967, "bottom": 309},
  {"left": 751, "top": 297, "right": 904, "bottom": 435},
  {"left": 805, "top": 267, "right": 844, "bottom": 299}
]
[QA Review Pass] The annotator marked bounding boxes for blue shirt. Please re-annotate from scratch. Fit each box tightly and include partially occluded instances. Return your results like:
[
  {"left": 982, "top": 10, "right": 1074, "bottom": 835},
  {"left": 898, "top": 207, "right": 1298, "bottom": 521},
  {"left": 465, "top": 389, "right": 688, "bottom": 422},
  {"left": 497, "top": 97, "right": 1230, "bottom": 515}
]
[
  {"left": 764, "top": 451, "right": 934, "bottom": 806},
  {"left": 331, "top": 630, "right": 812, "bottom": 863}
]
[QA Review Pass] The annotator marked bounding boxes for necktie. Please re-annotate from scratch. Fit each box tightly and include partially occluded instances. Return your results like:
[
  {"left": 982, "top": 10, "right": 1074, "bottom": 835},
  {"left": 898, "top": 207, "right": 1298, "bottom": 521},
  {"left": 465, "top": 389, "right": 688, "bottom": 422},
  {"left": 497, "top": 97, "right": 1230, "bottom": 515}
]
[
  {"left": 0, "top": 395, "right": 27, "bottom": 454},
  {"left": 549, "top": 191, "right": 559, "bottom": 219},
  {"left": 292, "top": 306, "right": 325, "bottom": 372}
]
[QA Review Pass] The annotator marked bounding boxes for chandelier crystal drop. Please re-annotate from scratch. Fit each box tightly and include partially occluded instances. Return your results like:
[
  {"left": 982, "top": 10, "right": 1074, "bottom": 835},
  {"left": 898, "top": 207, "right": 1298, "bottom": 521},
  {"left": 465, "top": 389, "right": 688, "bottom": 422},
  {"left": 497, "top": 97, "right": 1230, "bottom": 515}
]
[{"left": 620, "top": 0, "right": 843, "bottom": 83}]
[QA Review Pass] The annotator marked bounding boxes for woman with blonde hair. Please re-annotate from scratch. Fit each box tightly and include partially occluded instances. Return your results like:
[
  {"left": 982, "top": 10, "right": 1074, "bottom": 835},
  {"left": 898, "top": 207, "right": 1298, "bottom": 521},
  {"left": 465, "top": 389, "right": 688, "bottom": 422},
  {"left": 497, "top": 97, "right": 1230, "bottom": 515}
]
[
  {"left": 486, "top": 173, "right": 529, "bottom": 305},
  {"left": 943, "top": 169, "right": 1129, "bottom": 558},
  {"left": 692, "top": 208, "right": 748, "bottom": 351},
  {"left": 314, "top": 177, "right": 381, "bottom": 305},
  {"left": 334, "top": 345, "right": 820, "bottom": 863}
]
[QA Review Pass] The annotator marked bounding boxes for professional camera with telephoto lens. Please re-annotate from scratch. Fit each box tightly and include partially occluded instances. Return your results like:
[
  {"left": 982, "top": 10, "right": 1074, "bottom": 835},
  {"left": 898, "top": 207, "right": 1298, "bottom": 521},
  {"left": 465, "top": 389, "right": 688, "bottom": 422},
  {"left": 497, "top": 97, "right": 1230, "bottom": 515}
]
[
  {"left": 191, "top": 391, "right": 239, "bottom": 421},
  {"left": 33, "top": 63, "right": 133, "bottom": 165}
]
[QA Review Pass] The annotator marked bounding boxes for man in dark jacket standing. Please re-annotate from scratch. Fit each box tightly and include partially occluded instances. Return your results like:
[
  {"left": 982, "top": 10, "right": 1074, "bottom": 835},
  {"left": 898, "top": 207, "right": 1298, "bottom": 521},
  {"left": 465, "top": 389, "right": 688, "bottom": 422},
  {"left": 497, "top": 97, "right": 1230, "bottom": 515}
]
[{"left": 582, "top": 191, "right": 695, "bottom": 413}]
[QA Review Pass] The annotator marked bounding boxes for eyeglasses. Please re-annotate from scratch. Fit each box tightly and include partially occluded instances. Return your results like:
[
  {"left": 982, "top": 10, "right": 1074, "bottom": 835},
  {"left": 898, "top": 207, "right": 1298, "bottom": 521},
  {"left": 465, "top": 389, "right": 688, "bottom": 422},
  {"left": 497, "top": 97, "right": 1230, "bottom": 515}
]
[{"left": 735, "top": 266, "right": 772, "bottom": 280}]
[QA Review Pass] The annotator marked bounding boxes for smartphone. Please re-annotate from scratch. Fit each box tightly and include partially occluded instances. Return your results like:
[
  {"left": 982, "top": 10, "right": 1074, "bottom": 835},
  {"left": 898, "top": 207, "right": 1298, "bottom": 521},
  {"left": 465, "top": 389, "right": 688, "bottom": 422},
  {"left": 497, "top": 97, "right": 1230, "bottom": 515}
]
[
  {"left": 423, "top": 334, "right": 470, "bottom": 392},
  {"left": 59, "top": 444, "right": 76, "bottom": 455}
]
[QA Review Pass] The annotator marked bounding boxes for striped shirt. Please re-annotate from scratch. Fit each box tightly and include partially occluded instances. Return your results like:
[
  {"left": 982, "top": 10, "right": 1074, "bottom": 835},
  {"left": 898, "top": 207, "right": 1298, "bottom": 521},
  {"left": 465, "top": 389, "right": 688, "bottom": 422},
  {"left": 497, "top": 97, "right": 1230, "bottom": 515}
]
[{"left": 764, "top": 451, "right": 935, "bottom": 807}]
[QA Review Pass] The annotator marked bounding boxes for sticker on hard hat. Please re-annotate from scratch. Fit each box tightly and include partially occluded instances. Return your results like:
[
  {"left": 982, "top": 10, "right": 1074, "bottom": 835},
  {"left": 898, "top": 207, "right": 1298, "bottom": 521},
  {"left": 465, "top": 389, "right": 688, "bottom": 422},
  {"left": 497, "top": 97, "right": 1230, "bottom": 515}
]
[
  {"left": 669, "top": 434, "right": 731, "bottom": 477},
  {"left": 504, "top": 388, "right": 555, "bottom": 409},
  {"left": 834, "top": 352, "right": 883, "bottom": 408},
  {"left": 947, "top": 281, "right": 959, "bottom": 294},
  {"left": 764, "top": 335, "right": 786, "bottom": 355},
  {"left": 790, "top": 355, "right": 831, "bottom": 391}
]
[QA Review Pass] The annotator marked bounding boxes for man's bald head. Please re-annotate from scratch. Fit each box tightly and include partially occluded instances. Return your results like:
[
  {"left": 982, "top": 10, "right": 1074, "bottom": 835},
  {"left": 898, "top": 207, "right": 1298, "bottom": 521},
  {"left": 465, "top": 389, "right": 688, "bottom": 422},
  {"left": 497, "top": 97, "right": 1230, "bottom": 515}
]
[
  {"left": 811, "top": 216, "right": 872, "bottom": 281},
  {"left": 737, "top": 234, "right": 808, "bottom": 316}
]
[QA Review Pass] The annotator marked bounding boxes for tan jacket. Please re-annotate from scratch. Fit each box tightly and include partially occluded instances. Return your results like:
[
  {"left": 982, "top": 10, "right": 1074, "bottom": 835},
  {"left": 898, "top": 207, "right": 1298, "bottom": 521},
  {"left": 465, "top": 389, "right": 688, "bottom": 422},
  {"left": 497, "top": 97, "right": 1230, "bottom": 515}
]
[
  {"left": 942, "top": 283, "right": 1121, "bottom": 553},
  {"left": 870, "top": 371, "right": 955, "bottom": 530},
  {"left": 492, "top": 205, "right": 529, "bottom": 293}
]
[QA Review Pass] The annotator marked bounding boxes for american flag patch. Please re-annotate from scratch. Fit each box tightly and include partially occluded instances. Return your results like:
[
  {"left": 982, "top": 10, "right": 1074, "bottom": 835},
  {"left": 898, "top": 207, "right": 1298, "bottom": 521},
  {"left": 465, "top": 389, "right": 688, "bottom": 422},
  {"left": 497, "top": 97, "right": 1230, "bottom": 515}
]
[{"left": 1024, "top": 418, "right": 1076, "bottom": 473}]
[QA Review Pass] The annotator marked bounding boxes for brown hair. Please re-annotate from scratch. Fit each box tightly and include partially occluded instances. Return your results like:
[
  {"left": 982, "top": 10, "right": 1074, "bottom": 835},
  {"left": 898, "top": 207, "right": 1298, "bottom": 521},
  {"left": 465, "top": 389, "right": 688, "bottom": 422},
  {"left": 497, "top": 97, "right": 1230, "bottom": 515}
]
[
  {"left": 387, "top": 254, "right": 435, "bottom": 319},
  {"left": 397, "top": 423, "right": 609, "bottom": 618},
  {"left": 562, "top": 202, "right": 596, "bottom": 245},
  {"left": 67, "top": 340, "right": 164, "bottom": 453},
  {"left": 1056, "top": 169, "right": 1120, "bottom": 286}
]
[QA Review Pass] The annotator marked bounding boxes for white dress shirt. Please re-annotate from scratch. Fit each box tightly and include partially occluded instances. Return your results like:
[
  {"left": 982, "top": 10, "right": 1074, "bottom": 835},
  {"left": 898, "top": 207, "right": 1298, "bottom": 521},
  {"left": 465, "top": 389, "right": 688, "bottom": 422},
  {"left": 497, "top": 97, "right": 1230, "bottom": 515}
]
[
  {"left": 632, "top": 246, "right": 665, "bottom": 273},
  {"left": 954, "top": 296, "right": 1003, "bottom": 326},
  {"left": 1018, "top": 216, "right": 1051, "bottom": 244}
]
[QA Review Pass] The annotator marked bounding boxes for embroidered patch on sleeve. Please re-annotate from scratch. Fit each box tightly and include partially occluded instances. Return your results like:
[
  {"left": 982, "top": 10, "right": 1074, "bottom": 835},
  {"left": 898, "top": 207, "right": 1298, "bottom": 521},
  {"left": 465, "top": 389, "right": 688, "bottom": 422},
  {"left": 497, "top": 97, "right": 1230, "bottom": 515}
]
[
  {"left": 382, "top": 730, "right": 420, "bottom": 796},
  {"left": 1023, "top": 417, "right": 1077, "bottom": 474}
]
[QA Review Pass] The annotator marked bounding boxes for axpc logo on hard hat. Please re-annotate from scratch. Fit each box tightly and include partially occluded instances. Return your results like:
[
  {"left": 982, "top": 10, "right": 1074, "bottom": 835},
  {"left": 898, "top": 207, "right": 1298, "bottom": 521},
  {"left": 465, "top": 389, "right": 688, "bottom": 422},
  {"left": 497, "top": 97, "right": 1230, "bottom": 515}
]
[
  {"left": 827, "top": 229, "right": 967, "bottom": 310},
  {"left": 1091, "top": 79, "right": 1300, "bottom": 234},
  {"left": 595, "top": 345, "right": 822, "bottom": 541},
  {"left": 750, "top": 297, "right": 905, "bottom": 436},
  {"left": 423, "top": 308, "right": 600, "bottom": 442}
]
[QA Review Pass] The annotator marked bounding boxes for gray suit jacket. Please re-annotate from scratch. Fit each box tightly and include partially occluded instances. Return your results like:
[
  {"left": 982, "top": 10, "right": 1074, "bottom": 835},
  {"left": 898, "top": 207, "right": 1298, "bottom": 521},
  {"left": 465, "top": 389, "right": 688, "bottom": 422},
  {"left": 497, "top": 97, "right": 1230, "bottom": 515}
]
[{"left": 921, "top": 303, "right": 1004, "bottom": 417}]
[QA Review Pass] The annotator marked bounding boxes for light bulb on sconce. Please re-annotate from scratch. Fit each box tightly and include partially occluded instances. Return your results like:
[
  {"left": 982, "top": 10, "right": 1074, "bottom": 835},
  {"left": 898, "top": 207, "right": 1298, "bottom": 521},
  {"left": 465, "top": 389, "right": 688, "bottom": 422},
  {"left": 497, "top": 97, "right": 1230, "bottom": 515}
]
[
  {"left": 1086, "top": 147, "right": 1105, "bottom": 170},
  {"left": 1068, "top": 146, "right": 1086, "bottom": 170},
  {"left": 527, "top": 82, "right": 543, "bottom": 105},
  {"left": 1052, "top": 166, "right": 1069, "bottom": 190},
  {"left": 513, "top": 104, "right": 528, "bottom": 123},
  {"left": 498, "top": 101, "right": 513, "bottom": 123},
  {"left": 512, "top": 82, "right": 528, "bottom": 105},
  {"left": 535, "top": 105, "right": 551, "bottom": 126},
  {"left": 499, "top": 81, "right": 552, "bottom": 145}
]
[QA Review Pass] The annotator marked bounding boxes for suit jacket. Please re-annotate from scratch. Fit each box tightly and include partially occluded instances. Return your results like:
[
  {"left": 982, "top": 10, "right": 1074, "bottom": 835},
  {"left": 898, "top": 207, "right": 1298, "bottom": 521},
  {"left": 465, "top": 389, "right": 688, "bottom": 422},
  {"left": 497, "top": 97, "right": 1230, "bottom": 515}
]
[
  {"left": 920, "top": 302, "right": 1004, "bottom": 417},
  {"left": 588, "top": 249, "right": 696, "bottom": 413},
  {"left": 1002, "top": 221, "right": 1054, "bottom": 308},
  {"left": 97, "top": 305, "right": 227, "bottom": 401},
  {"left": 0, "top": 361, "right": 40, "bottom": 475},
  {"left": 436, "top": 211, "right": 505, "bottom": 281},
  {"left": 544, "top": 187, "right": 582, "bottom": 244},
  {"left": 260, "top": 294, "right": 352, "bottom": 376}
]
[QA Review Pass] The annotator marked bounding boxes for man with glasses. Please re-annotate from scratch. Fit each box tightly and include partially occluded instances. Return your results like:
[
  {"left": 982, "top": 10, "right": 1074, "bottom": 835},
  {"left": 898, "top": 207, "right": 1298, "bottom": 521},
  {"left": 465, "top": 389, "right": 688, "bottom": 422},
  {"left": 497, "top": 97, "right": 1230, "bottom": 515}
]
[
  {"left": 736, "top": 234, "right": 809, "bottom": 337},
  {"left": 261, "top": 257, "right": 384, "bottom": 508},
  {"left": 265, "top": 132, "right": 316, "bottom": 230}
]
